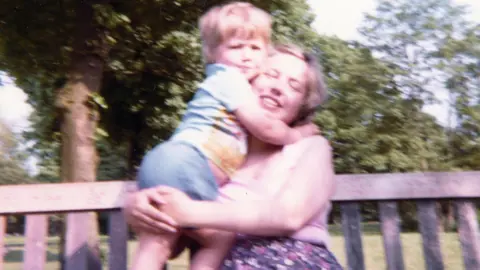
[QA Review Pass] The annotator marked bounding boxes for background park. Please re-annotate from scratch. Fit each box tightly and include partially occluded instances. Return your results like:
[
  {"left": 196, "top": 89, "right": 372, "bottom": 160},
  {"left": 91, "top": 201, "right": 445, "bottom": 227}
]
[{"left": 0, "top": 0, "right": 479, "bottom": 269}]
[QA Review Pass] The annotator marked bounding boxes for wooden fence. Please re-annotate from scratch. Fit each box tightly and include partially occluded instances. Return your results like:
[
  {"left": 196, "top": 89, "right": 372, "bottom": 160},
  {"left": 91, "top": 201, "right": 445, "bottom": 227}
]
[{"left": 0, "top": 171, "right": 479, "bottom": 270}]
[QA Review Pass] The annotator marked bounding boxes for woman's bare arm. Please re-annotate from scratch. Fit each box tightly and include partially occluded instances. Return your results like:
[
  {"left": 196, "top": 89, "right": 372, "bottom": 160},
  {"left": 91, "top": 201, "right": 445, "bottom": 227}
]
[{"left": 180, "top": 136, "right": 335, "bottom": 235}]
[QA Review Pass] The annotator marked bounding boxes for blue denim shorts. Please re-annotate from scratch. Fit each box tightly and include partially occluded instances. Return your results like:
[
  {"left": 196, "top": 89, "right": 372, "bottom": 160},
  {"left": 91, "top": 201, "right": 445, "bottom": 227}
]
[{"left": 136, "top": 141, "right": 218, "bottom": 201}]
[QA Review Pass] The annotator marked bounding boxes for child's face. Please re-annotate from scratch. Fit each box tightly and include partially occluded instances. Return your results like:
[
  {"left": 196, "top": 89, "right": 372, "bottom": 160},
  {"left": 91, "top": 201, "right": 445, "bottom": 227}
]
[{"left": 213, "top": 36, "right": 268, "bottom": 80}]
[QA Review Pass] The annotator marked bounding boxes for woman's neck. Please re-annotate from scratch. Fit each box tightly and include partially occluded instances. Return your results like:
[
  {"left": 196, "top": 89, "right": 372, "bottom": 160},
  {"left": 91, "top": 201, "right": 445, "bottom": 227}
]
[
  {"left": 239, "top": 136, "right": 284, "bottom": 180},
  {"left": 247, "top": 137, "right": 281, "bottom": 154}
]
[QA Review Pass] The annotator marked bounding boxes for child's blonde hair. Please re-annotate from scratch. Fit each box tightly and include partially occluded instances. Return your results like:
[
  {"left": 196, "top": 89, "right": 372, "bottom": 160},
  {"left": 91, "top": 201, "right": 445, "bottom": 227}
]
[{"left": 199, "top": 1, "right": 272, "bottom": 63}]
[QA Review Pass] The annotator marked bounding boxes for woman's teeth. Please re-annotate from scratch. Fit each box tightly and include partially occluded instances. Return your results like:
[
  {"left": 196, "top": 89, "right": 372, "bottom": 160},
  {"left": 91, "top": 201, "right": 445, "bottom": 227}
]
[{"left": 262, "top": 97, "right": 279, "bottom": 108}]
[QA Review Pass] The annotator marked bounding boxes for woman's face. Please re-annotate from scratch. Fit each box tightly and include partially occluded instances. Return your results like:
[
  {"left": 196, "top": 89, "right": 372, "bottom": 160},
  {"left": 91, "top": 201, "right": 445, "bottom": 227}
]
[{"left": 251, "top": 52, "right": 309, "bottom": 125}]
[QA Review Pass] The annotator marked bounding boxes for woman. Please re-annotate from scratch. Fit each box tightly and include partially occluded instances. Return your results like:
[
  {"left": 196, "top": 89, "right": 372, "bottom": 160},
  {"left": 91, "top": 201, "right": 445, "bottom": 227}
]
[{"left": 124, "top": 44, "right": 343, "bottom": 269}]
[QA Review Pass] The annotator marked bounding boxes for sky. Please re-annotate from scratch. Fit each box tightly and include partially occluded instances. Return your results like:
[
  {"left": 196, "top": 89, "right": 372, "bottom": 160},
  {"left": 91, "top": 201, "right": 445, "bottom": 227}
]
[
  {"left": 0, "top": 75, "right": 32, "bottom": 134},
  {"left": 0, "top": 0, "right": 479, "bottom": 173},
  {"left": 309, "top": 0, "right": 480, "bottom": 40}
]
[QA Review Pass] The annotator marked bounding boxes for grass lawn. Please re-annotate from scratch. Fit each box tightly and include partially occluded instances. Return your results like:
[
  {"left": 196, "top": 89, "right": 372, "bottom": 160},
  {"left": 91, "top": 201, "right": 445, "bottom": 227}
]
[{"left": 3, "top": 226, "right": 465, "bottom": 270}]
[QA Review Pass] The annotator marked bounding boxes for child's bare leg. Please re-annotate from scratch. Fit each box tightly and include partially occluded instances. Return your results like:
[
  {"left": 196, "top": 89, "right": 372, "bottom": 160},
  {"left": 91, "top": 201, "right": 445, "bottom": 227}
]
[
  {"left": 130, "top": 232, "right": 180, "bottom": 270},
  {"left": 186, "top": 229, "right": 235, "bottom": 270},
  {"left": 170, "top": 234, "right": 191, "bottom": 259}
]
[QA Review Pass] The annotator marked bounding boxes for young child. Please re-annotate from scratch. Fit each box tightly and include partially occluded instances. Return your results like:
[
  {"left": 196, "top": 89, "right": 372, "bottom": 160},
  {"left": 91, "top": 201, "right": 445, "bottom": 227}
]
[{"left": 131, "top": 2, "right": 318, "bottom": 269}]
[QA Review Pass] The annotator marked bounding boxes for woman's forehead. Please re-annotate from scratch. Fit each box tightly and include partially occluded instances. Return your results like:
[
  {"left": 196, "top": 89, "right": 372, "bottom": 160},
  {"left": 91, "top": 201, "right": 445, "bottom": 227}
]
[{"left": 266, "top": 53, "right": 307, "bottom": 80}]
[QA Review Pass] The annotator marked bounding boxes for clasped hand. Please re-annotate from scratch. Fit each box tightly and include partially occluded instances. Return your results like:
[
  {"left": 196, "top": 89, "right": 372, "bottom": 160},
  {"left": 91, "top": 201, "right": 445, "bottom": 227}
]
[{"left": 123, "top": 186, "right": 194, "bottom": 234}]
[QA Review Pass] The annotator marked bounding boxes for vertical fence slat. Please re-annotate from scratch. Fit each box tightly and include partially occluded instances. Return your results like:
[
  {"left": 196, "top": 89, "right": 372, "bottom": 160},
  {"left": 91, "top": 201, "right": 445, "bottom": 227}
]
[
  {"left": 23, "top": 214, "right": 48, "bottom": 270},
  {"left": 64, "top": 213, "right": 88, "bottom": 270},
  {"left": 379, "top": 201, "right": 404, "bottom": 270},
  {"left": 0, "top": 216, "right": 6, "bottom": 270},
  {"left": 64, "top": 212, "right": 102, "bottom": 270},
  {"left": 455, "top": 199, "right": 480, "bottom": 269},
  {"left": 108, "top": 210, "right": 128, "bottom": 270},
  {"left": 417, "top": 200, "right": 444, "bottom": 270},
  {"left": 341, "top": 202, "right": 365, "bottom": 270}
]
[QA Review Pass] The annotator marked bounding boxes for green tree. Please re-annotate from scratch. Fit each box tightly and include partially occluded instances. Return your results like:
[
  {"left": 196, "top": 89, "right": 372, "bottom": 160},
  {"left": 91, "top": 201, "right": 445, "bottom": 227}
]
[
  {"left": 358, "top": 0, "right": 477, "bottom": 171},
  {"left": 359, "top": 0, "right": 469, "bottom": 102},
  {"left": 309, "top": 34, "right": 450, "bottom": 227},
  {"left": 5, "top": 0, "right": 320, "bottom": 175},
  {"left": 0, "top": 120, "right": 32, "bottom": 185},
  {"left": 434, "top": 24, "right": 480, "bottom": 170},
  {"left": 313, "top": 36, "right": 448, "bottom": 174}
]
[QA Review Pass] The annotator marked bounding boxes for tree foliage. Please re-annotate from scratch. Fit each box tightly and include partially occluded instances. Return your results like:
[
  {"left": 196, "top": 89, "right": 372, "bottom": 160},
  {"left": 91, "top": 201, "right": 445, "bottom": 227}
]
[
  {"left": 1, "top": 0, "right": 317, "bottom": 174},
  {"left": 0, "top": 120, "right": 32, "bottom": 185}
]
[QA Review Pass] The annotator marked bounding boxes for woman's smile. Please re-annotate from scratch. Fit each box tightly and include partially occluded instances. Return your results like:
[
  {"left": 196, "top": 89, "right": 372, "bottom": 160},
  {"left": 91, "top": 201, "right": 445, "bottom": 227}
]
[{"left": 259, "top": 95, "right": 281, "bottom": 110}]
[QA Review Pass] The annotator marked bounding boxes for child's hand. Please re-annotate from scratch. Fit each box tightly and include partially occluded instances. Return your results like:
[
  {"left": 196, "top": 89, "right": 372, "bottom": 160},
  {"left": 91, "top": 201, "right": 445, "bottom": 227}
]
[{"left": 294, "top": 123, "right": 320, "bottom": 139}]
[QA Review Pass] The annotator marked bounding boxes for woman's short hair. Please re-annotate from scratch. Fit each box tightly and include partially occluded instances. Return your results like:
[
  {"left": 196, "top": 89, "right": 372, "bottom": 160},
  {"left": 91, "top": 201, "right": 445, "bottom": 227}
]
[{"left": 273, "top": 44, "right": 328, "bottom": 123}]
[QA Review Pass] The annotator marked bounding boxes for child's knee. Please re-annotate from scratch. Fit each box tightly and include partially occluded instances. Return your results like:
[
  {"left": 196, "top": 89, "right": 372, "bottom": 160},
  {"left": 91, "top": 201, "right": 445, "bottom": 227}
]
[
  {"left": 137, "top": 232, "right": 180, "bottom": 250},
  {"left": 138, "top": 233, "right": 163, "bottom": 244},
  {"left": 204, "top": 232, "right": 235, "bottom": 249}
]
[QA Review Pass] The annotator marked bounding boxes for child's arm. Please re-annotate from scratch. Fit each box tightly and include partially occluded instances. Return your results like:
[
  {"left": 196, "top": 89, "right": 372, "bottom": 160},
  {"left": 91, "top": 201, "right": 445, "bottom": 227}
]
[
  {"left": 234, "top": 99, "right": 318, "bottom": 145},
  {"left": 229, "top": 74, "right": 317, "bottom": 145},
  {"left": 200, "top": 65, "right": 318, "bottom": 145}
]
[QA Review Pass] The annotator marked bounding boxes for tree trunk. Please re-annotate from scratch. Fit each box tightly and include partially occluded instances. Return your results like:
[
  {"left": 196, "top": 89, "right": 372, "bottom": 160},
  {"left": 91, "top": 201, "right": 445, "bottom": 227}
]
[
  {"left": 59, "top": 54, "right": 104, "bottom": 269},
  {"left": 55, "top": 1, "right": 107, "bottom": 269}
]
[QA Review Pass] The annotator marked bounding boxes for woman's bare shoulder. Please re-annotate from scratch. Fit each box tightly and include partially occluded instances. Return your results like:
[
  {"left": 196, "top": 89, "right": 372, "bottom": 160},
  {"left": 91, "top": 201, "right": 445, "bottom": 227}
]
[
  {"left": 284, "top": 135, "right": 332, "bottom": 160},
  {"left": 294, "top": 135, "right": 331, "bottom": 152}
]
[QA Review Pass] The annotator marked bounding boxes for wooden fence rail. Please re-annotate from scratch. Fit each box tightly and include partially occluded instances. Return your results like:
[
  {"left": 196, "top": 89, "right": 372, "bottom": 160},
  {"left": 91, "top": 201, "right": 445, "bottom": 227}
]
[{"left": 0, "top": 171, "right": 479, "bottom": 270}]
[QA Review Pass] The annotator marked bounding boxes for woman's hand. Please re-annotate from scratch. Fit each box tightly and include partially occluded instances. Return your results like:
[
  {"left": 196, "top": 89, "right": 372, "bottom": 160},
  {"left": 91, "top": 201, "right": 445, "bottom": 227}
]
[
  {"left": 293, "top": 123, "right": 320, "bottom": 139},
  {"left": 292, "top": 115, "right": 320, "bottom": 139},
  {"left": 122, "top": 188, "right": 179, "bottom": 234},
  {"left": 154, "top": 186, "right": 196, "bottom": 227}
]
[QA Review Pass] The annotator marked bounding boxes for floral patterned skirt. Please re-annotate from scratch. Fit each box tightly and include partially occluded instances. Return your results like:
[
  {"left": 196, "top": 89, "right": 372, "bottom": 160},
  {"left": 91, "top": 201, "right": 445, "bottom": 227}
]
[{"left": 221, "top": 237, "right": 344, "bottom": 270}]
